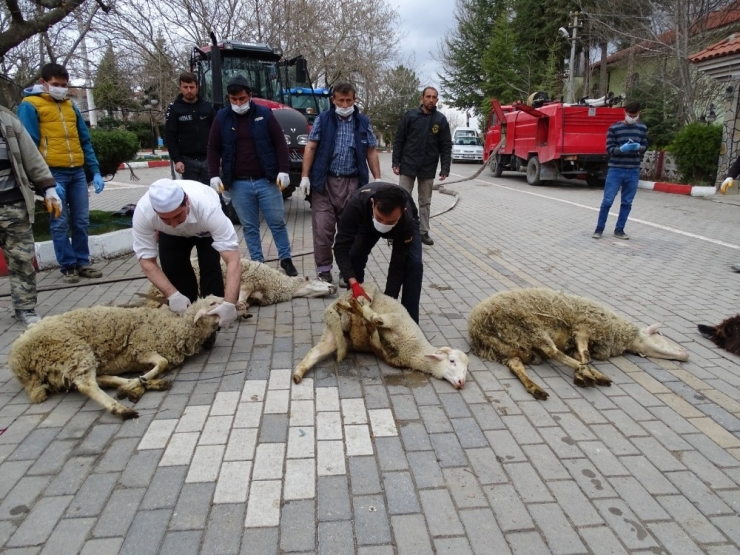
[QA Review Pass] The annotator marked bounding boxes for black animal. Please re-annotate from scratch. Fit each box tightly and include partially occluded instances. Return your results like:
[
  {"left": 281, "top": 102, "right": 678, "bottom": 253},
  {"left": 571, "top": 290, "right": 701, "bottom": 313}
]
[{"left": 698, "top": 316, "right": 740, "bottom": 356}]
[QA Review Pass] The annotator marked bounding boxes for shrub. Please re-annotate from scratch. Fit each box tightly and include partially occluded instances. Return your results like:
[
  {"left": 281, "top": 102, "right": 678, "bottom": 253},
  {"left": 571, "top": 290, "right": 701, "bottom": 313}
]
[
  {"left": 667, "top": 122, "right": 722, "bottom": 185},
  {"left": 90, "top": 128, "right": 140, "bottom": 177}
]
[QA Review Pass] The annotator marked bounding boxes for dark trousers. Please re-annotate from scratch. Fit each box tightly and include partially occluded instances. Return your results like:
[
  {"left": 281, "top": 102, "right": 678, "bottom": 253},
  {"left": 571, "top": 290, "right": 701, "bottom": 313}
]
[
  {"left": 348, "top": 223, "right": 423, "bottom": 323},
  {"left": 158, "top": 233, "right": 224, "bottom": 302},
  {"left": 182, "top": 158, "right": 209, "bottom": 184}
]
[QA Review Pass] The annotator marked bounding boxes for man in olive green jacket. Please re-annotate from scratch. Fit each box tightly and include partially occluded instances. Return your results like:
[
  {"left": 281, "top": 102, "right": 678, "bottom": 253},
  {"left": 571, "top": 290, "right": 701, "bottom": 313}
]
[{"left": 0, "top": 106, "right": 59, "bottom": 326}]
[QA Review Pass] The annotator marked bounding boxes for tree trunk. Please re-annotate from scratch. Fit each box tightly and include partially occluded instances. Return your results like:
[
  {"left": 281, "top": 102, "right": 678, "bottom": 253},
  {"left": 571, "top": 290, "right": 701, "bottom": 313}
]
[{"left": 599, "top": 42, "right": 608, "bottom": 96}]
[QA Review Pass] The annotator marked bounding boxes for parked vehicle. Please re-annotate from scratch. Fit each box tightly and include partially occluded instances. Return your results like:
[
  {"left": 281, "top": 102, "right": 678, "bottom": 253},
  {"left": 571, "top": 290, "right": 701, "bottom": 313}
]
[
  {"left": 453, "top": 126, "right": 479, "bottom": 142},
  {"left": 284, "top": 87, "right": 331, "bottom": 125},
  {"left": 452, "top": 136, "right": 484, "bottom": 163},
  {"left": 190, "top": 34, "right": 312, "bottom": 198},
  {"left": 483, "top": 96, "right": 625, "bottom": 186}
]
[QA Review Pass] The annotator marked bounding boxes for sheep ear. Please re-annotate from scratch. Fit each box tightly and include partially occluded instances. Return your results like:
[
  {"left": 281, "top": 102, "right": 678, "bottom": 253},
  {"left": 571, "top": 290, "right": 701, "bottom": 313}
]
[
  {"left": 194, "top": 308, "right": 208, "bottom": 323},
  {"left": 425, "top": 352, "right": 446, "bottom": 362},
  {"left": 438, "top": 346, "right": 452, "bottom": 354},
  {"left": 644, "top": 323, "right": 662, "bottom": 335}
]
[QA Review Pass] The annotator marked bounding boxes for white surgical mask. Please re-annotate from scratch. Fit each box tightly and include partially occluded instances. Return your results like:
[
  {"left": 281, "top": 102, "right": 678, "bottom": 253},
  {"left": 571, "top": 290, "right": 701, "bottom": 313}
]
[
  {"left": 335, "top": 105, "right": 354, "bottom": 117},
  {"left": 625, "top": 114, "right": 639, "bottom": 125},
  {"left": 232, "top": 102, "right": 250, "bottom": 114},
  {"left": 373, "top": 216, "right": 396, "bottom": 234},
  {"left": 47, "top": 86, "right": 68, "bottom": 101}
]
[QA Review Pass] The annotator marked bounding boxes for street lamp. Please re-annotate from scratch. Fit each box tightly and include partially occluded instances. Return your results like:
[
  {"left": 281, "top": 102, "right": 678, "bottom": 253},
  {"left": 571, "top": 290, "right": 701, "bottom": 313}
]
[{"left": 141, "top": 89, "right": 159, "bottom": 155}]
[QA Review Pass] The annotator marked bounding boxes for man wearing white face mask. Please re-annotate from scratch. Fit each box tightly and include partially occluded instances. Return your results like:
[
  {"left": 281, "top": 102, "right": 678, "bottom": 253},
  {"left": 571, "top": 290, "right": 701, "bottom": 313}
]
[
  {"left": 300, "top": 82, "right": 381, "bottom": 287},
  {"left": 592, "top": 100, "right": 648, "bottom": 240},
  {"left": 334, "top": 182, "right": 423, "bottom": 323},
  {"left": 18, "top": 63, "right": 105, "bottom": 283},
  {"left": 207, "top": 75, "right": 298, "bottom": 276}
]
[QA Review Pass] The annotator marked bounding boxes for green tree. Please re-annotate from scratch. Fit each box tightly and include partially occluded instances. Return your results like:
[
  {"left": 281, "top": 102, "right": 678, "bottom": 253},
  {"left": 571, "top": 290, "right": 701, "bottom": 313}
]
[
  {"left": 437, "top": 0, "right": 503, "bottom": 116},
  {"left": 93, "top": 42, "right": 134, "bottom": 118},
  {"left": 629, "top": 77, "right": 681, "bottom": 149},
  {"left": 366, "top": 65, "right": 421, "bottom": 146}
]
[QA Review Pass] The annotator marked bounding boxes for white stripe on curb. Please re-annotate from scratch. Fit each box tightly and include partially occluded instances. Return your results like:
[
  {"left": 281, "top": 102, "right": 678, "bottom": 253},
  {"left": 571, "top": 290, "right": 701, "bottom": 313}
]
[{"left": 34, "top": 228, "right": 133, "bottom": 270}]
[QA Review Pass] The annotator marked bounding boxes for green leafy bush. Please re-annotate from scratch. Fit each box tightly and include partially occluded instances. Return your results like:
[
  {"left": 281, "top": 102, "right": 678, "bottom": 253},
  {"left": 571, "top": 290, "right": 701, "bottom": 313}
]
[
  {"left": 667, "top": 123, "right": 722, "bottom": 185},
  {"left": 90, "top": 128, "right": 140, "bottom": 177}
]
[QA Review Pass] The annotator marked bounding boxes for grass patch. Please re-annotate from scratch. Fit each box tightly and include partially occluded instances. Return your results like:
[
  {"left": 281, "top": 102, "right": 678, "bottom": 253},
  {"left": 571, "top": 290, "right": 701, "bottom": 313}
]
[{"left": 33, "top": 203, "right": 132, "bottom": 242}]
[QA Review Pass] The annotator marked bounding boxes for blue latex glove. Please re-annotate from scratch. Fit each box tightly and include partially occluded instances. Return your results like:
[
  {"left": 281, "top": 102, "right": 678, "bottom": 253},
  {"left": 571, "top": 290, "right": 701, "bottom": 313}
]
[
  {"left": 619, "top": 142, "right": 640, "bottom": 153},
  {"left": 92, "top": 173, "right": 105, "bottom": 194}
]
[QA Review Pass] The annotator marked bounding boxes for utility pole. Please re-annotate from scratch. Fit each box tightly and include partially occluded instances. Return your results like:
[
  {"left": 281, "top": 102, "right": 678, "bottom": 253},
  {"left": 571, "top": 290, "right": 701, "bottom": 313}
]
[
  {"left": 565, "top": 11, "right": 581, "bottom": 104},
  {"left": 77, "top": 11, "right": 97, "bottom": 127}
]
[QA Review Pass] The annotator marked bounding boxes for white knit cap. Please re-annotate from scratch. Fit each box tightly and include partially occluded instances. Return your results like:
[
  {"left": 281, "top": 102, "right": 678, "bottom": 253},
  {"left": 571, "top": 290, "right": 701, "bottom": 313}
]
[{"left": 149, "top": 179, "right": 185, "bottom": 213}]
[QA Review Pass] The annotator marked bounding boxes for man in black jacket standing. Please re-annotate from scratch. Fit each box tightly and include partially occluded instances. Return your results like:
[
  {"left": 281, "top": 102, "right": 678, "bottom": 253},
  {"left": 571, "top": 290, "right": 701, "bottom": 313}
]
[
  {"left": 392, "top": 87, "right": 452, "bottom": 246},
  {"left": 334, "top": 182, "right": 423, "bottom": 323},
  {"left": 165, "top": 72, "right": 215, "bottom": 184}
]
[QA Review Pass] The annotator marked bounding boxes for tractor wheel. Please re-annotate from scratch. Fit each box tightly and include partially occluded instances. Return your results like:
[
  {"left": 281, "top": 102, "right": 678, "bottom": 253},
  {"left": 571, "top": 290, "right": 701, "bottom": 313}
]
[{"left": 526, "top": 156, "right": 542, "bottom": 186}]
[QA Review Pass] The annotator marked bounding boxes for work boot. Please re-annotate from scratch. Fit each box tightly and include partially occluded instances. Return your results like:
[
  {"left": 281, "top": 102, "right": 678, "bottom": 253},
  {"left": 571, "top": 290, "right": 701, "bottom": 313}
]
[
  {"left": 613, "top": 230, "right": 630, "bottom": 240},
  {"left": 15, "top": 309, "right": 41, "bottom": 327},
  {"left": 280, "top": 258, "right": 298, "bottom": 277},
  {"left": 421, "top": 233, "right": 434, "bottom": 246},
  {"left": 317, "top": 271, "right": 333, "bottom": 284},
  {"left": 61, "top": 268, "right": 79, "bottom": 283},
  {"left": 77, "top": 265, "right": 102, "bottom": 278}
]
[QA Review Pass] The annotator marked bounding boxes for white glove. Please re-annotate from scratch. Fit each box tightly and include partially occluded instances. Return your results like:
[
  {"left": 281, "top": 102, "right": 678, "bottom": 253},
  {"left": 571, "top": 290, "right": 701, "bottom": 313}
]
[
  {"left": 210, "top": 177, "right": 224, "bottom": 195},
  {"left": 207, "top": 301, "right": 238, "bottom": 329},
  {"left": 277, "top": 172, "right": 290, "bottom": 191},
  {"left": 167, "top": 291, "right": 191, "bottom": 315},
  {"left": 299, "top": 177, "right": 310, "bottom": 198},
  {"left": 721, "top": 177, "right": 735, "bottom": 195},
  {"left": 44, "top": 187, "right": 62, "bottom": 218}
]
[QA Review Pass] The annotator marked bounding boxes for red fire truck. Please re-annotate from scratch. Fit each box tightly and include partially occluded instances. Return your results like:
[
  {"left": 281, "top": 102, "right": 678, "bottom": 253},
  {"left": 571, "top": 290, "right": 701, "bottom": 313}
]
[{"left": 483, "top": 96, "right": 625, "bottom": 186}]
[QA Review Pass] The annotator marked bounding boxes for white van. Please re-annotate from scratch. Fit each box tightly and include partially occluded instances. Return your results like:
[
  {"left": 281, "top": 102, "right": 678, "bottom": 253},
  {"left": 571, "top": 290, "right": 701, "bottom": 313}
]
[{"left": 452, "top": 126, "right": 479, "bottom": 142}]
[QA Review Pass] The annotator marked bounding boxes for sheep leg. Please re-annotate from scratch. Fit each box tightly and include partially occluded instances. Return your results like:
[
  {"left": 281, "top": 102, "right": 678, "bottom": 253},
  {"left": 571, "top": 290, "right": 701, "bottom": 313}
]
[
  {"left": 239, "top": 286, "right": 254, "bottom": 318},
  {"left": 116, "top": 353, "right": 171, "bottom": 402},
  {"left": 75, "top": 375, "right": 138, "bottom": 420},
  {"left": 293, "top": 329, "right": 338, "bottom": 384},
  {"left": 536, "top": 335, "right": 596, "bottom": 388},
  {"left": 506, "top": 357, "right": 549, "bottom": 400},
  {"left": 573, "top": 330, "right": 592, "bottom": 363}
]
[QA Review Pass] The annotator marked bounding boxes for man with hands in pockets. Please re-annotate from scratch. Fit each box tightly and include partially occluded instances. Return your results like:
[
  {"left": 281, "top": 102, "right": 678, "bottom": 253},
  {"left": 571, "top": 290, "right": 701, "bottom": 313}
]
[{"left": 132, "top": 179, "right": 242, "bottom": 346}]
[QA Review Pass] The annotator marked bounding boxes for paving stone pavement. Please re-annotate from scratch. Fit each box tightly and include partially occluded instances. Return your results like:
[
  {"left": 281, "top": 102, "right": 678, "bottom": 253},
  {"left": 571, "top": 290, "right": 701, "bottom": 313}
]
[{"left": 2, "top": 155, "right": 740, "bottom": 553}]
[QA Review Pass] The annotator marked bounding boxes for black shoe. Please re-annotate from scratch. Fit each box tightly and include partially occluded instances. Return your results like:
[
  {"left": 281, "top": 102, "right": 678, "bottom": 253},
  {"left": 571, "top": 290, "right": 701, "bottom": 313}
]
[
  {"left": 317, "top": 271, "right": 333, "bottom": 284},
  {"left": 203, "top": 330, "right": 218, "bottom": 350},
  {"left": 614, "top": 230, "right": 630, "bottom": 240},
  {"left": 280, "top": 258, "right": 298, "bottom": 277},
  {"left": 421, "top": 233, "right": 434, "bottom": 246},
  {"left": 592, "top": 230, "right": 603, "bottom": 239}
]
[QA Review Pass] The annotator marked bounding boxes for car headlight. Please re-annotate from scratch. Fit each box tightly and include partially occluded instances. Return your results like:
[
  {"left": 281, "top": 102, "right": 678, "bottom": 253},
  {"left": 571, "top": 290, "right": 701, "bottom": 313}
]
[
  {"left": 284, "top": 134, "right": 292, "bottom": 145},
  {"left": 296, "top": 134, "right": 308, "bottom": 146}
]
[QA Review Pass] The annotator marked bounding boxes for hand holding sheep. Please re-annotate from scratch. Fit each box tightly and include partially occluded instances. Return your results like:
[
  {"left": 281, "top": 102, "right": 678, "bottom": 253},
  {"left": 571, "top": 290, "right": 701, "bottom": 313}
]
[
  {"left": 167, "top": 291, "right": 191, "bottom": 315},
  {"left": 207, "top": 301, "right": 238, "bottom": 328}
]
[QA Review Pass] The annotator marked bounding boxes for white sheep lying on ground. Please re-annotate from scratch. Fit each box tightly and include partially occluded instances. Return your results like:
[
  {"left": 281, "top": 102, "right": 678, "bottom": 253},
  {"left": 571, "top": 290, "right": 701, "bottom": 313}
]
[
  {"left": 293, "top": 283, "right": 469, "bottom": 388},
  {"left": 9, "top": 296, "right": 243, "bottom": 419},
  {"left": 147, "top": 258, "right": 336, "bottom": 309},
  {"left": 468, "top": 288, "right": 689, "bottom": 400}
]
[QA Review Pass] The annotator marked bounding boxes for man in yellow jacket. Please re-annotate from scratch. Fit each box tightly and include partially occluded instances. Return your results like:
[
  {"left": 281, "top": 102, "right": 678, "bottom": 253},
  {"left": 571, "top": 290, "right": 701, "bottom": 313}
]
[{"left": 17, "top": 63, "right": 104, "bottom": 283}]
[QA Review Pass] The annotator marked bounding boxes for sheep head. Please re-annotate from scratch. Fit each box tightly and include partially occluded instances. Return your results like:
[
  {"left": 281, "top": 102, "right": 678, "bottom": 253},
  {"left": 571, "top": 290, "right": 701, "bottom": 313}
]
[
  {"left": 630, "top": 324, "right": 689, "bottom": 361},
  {"left": 425, "top": 346, "right": 469, "bottom": 389},
  {"left": 191, "top": 296, "right": 248, "bottom": 324},
  {"left": 294, "top": 277, "right": 338, "bottom": 298}
]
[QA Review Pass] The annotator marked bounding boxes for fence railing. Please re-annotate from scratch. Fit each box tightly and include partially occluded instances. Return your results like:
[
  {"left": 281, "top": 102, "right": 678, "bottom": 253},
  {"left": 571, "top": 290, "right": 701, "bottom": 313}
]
[{"left": 640, "top": 150, "right": 679, "bottom": 182}]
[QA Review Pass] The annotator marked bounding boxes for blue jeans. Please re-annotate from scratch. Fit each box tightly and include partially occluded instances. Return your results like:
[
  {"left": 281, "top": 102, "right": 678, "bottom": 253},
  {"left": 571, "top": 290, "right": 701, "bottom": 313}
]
[
  {"left": 229, "top": 177, "right": 292, "bottom": 262},
  {"left": 595, "top": 167, "right": 640, "bottom": 233},
  {"left": 50, "top": 168, "right": 90, "bottom": 272}
]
